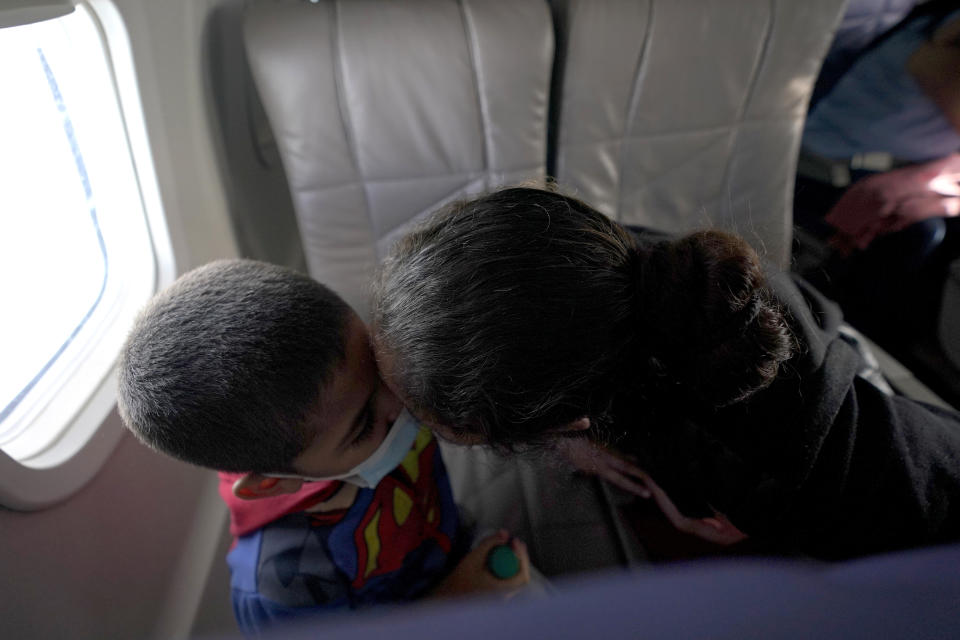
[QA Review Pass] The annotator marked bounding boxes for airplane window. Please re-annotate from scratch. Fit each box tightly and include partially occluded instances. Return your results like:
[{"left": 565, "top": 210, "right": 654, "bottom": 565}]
[{"left": 0, "top": 4, "right": 156, "bottom": 465}]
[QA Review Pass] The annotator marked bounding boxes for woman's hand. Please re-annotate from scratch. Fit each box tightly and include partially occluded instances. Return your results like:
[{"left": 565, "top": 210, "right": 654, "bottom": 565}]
[
  {"left": 430, "top": 530, "right": 530, "bottom": 599},
  {"left": 555, "top": 439, "right": 748, "bottom": 546},
  {"left": 554, "top": 437, "right": 652, "bottom": 498},
  {"left": 640, "top": 473, "right": 749, "bottom": 546}
]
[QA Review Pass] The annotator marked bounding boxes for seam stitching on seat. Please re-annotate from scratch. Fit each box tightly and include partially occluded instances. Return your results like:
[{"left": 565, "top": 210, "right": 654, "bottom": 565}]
[
  {"left": 614, "top": 0, "right": 655, "bottom": 222},
  {"left": 458, "top": 0, "right": 492, "bottom": 188},
  {"left": 715, "top": 0, "right": 776, "bottom": 232},
  {"left": 330, "top": 0, "right": 377, "bottom": 255},
  {"left": 617, "top": 133, "right": 732, "bottom": 197},
  {"left": 561, "top": 114, "right": 801, "bottom": 149},
  {"left": 295, "top": 166, "right": 541, "bottom": 196}
]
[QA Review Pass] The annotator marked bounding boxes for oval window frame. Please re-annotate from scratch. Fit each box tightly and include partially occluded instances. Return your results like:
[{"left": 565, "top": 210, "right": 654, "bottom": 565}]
[{"left": 0, "top": 0, "right": 175, "bottom": 510}]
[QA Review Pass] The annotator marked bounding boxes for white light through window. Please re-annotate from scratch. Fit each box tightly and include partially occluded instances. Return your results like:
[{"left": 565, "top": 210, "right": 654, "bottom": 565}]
[{"left": 0, "top": 4, "right": 156, "bottom": 463}]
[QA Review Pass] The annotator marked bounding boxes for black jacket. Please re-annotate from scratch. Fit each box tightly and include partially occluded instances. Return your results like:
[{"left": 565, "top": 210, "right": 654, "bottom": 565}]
[{"left": 621, "top": 232, "right": 960, "bottom": 560}]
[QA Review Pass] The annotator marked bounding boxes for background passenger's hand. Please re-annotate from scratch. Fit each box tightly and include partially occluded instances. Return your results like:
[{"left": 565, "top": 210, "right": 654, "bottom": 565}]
[
  {"left": 825, "top": 154, "right": 960, "bottom": 254},
  {"left": 555, "top": 437, "right": 652, "bottom": 498},
  {"left": 430, "top": 530, "right": 530, "bottom": 599}
]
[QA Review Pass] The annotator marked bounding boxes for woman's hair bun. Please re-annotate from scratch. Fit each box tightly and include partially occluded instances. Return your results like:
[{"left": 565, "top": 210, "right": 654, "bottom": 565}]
[{"left": 632, "top": 229, "right": 794, "bottom": 408}]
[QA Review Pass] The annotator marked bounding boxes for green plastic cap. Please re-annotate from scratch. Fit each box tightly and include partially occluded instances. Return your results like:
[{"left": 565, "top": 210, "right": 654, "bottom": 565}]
[{"left": 486, "top": 544, "right": 520, "bottom": 579}]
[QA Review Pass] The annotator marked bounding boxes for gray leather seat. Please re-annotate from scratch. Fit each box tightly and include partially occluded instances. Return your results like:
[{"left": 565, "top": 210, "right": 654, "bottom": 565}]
[
  {"left": 243, "top": 0, "right": 552, "bottom": 315},
  {"left": 549, "top": 0, "right": 847, "bottom": 267},
  {"left": 243, "top": 0, "right": 634, "bottom": 579}
]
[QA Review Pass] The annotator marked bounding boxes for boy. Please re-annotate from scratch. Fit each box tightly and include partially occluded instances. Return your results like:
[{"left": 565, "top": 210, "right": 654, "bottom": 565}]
[{"left": 117, "top": 259, "right": 528, "bottom": 636}]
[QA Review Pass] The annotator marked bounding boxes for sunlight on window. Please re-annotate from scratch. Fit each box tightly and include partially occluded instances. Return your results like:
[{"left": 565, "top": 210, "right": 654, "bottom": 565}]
[{"left": 0, "top": 5, "right": 156, "bottom": 461}]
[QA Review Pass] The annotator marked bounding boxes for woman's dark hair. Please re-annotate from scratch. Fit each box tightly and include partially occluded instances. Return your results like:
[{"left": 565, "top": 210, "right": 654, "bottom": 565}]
[
  {"left": 118, "top": 259, "right": 350, "bottom": 473},
  {"left": 373, "top": 187, "right": 794, "bottom": 448}
]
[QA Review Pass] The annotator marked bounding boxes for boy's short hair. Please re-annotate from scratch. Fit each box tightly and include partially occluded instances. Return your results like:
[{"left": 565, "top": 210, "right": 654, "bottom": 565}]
[{"left": 117, "top": 259, "right": 351, "bottom": 473}]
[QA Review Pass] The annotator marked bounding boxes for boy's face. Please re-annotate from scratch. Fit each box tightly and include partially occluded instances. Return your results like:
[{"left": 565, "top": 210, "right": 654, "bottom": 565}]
[
  {"left": 291, "top": 313, "right": 404, "bottom": 477},
  {"left": 373, "top": 340, "right": 487, "bottom": 447},
  {"left": 373, "top": 336, "right": 592, "bottom": 448}
]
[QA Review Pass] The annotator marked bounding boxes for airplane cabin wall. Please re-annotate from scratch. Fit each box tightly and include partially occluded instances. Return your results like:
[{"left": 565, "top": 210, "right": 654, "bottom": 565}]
[{"left": 0, "top": 0, "right": 260, "bottom": 637}]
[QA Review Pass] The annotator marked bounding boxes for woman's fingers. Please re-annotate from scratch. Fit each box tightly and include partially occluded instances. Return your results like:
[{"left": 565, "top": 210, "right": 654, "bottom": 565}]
[
  {"left": 604, "top": 451, "right": 648, "bottom": 478},
  {"left": 637, "top": 473, "right": 692, "bottom": 533},
  {"left": 555, "top": 438, "right": 653, "bottom": 498},
  {"left": 597, "top": 456, "right": 652, "bottom": 497},
  {"left": 638, "top": 474, "right": 749, "bottom": 545},
  {"left": 586, "top": 443, "right": 652, "bottom": 497},
  {"left": 597, "top": 466, "right": 652, "bottom": 498}
]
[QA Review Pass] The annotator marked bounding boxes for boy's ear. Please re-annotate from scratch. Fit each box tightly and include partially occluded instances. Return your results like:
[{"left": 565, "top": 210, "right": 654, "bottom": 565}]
[
  {"left": 232, "top": 473, "right": 303, "bottom": 500},
  {"left": 553, "top": 417, "right": 591, "bottom": 433}
]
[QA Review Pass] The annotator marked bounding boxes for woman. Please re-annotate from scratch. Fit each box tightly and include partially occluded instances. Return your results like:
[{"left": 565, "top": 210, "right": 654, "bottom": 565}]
[{"left": 373, "top": 187, "right": 960, "bottom": 560}]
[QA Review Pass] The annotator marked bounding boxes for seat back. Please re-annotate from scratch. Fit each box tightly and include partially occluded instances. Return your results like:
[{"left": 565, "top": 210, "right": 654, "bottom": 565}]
[
  {"left": 243, "top": 0, "right": 553, "bottom": 315},
  {"left": 550, "top": 0, "right": 847, "bottom": 266}
]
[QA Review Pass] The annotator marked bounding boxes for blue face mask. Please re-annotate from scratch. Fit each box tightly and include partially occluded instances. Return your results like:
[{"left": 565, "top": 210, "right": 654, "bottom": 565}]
[{"left": 267, "top": 409, "right": 422, "bottom": 489}]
